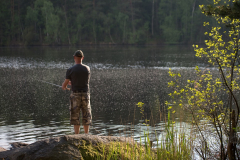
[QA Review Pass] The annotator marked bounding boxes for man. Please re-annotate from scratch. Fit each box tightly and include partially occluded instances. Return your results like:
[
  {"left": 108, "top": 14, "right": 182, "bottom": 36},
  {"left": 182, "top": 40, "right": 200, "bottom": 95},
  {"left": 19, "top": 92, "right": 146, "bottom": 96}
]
[{"left": 62, "top": 50, "right": 92, "bottom": 134}]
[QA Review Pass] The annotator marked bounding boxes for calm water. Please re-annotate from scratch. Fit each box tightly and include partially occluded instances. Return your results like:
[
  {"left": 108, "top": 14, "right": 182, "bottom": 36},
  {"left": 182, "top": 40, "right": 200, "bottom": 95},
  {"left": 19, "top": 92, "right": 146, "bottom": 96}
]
[{"left": 0, "top": 45, "right": 206, "bottom": 149}]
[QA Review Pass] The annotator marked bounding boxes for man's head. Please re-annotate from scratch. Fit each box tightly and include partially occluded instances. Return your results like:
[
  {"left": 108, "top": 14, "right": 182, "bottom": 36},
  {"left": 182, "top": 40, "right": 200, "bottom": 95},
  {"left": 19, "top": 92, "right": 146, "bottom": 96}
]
[
  {"left": 73, "top": 50, "right": 84, "bottom": 58},
  {"left": 73, "top": 50, "right": 84, "bottom": 64}
]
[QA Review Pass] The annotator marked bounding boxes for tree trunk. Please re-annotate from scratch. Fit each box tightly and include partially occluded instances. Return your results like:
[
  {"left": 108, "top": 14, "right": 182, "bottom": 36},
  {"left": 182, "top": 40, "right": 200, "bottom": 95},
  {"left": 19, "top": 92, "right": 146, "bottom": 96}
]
[
  {"left": 191, "top": 0, "right": 196, "bottom": 42},
  {"left": 109, "top": 28, "right": 115, "bottom": 44},
  {"left": 130, "top": 0, "right": 135, "bottom": 35},
  {"left": 39, "top": 27, "right": 42, "bottom": 43},
  {"left": 227, "top": 110, "right": 236, "bottom": 160},
  {"left": 123, "top": 19, "right": 126, "bottom": 43},
  {"left": 11, "top": 0, "right": 15, "bottom": 41},
  {"left": 11, "top": 0, "right": 14, "bottom": 25},
  {"left": 18, "top": 0, "right": 23, "bottom": 42},
  {"left": 63, "top": 0, "right": 71, "bottom": 45},
  {"left": 92, "top": 0, "right": 96, "bottom": 44},
  {"left": 151, "top": 0, "right": 154, "bottom": 36}
]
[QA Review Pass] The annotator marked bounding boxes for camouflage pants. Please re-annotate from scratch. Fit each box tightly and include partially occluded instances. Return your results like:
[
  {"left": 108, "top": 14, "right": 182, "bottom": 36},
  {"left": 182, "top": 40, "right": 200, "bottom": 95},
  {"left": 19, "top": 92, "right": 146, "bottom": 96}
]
[{"left": 69, "top": 92, "right": 92, "bottom": 125}]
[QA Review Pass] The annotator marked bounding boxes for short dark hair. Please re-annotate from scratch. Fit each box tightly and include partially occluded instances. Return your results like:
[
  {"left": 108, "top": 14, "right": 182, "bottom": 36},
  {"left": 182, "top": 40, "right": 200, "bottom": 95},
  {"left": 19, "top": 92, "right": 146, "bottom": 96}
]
[{"left": 73, "top": 50, "right": 84, "bottom": 57}]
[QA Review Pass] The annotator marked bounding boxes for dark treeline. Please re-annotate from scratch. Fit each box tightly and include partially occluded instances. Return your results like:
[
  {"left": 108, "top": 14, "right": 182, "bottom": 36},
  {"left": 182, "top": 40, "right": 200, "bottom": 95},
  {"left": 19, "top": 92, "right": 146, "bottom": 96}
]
[{"left": 0, "top": 0, "right": 216, "bottom": 45}]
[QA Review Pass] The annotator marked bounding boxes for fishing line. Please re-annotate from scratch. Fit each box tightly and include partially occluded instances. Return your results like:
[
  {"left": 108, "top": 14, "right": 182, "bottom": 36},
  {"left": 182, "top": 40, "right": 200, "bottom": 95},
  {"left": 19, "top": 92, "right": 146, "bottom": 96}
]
[
  {"left": 38, "top": 80, "right": 103, "bottom": 134},
  {"left": 38, "top": 80, "right": 70, "bottom": 90}
]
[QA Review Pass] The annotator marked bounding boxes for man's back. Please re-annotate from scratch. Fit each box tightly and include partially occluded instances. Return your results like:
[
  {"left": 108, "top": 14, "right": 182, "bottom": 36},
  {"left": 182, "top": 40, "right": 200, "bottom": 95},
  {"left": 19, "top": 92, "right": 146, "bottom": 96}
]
[{"left": 66, "top": 64, "right": 90, "bottom": 92}]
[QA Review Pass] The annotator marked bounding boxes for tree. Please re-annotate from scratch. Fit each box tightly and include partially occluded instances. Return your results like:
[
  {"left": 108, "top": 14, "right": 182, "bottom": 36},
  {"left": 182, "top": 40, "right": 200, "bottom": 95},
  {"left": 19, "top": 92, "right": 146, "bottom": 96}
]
[
  {"left": 24, "top": 0, "right": 60, "bottom": 44},
  {"left": 0, "top": 0, "right": 234, "bottom": 45},
  {"left": 201, "top": 0, "right": 240, "bottom": 20},
  {"left": 116, "top": 12, "right": 129, "bottom": 43},
  {"left": 158, "top": 0, "right": 184, "bottom": 43},
  {"left": 0, "top": 0, "right": 11, "bottom": 45},
  {"left": 167, "top": 0, "right": 240, "bottom": 159},
  {"left": 41, "top": 0, "right": 60, "bottom": 43}
]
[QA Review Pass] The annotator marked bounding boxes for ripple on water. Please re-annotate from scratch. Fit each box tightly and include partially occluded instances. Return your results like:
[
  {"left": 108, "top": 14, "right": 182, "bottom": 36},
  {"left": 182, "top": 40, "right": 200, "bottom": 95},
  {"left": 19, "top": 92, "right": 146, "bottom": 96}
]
[{"left": 0, "top": 56, "right": 215, "bottom": 70}]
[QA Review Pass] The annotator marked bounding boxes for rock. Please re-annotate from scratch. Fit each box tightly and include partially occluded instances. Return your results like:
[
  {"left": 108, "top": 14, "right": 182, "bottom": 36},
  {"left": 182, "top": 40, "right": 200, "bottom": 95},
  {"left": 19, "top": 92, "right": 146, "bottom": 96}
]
[
  {"left": 0, "top": 147, "right": 7, "bottom": 152},
  {"left": 10, "top": 142, "right": 29, "bottom": 150},
  {"left": 0, "top": 147, "right": 8, "bottom": 159},
  {"left": 0, "top": 134, "right": 134, "bottom": 160}
]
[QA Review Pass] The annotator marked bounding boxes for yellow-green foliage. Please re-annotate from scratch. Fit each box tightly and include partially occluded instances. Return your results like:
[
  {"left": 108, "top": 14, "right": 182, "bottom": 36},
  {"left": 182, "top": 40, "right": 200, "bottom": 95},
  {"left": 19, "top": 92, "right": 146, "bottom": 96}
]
[
  {"left": 167, "top": 0, "right": 240, "bottom": 158},
  {"left": 167, "top": 0, "right": 240, "bottom": 125},
  {"left": 78, "top": 138, "right": 191, "bottom": 160},
  {"left": 78, "top": 103, "right": 192, "bottom": 159}
]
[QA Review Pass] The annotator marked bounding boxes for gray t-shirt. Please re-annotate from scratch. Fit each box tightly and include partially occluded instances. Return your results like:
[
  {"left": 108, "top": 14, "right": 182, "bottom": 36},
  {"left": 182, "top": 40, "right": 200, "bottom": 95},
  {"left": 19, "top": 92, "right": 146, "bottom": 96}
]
[{"left": 66, "top": 64, "right": 90, "bottom": 92}]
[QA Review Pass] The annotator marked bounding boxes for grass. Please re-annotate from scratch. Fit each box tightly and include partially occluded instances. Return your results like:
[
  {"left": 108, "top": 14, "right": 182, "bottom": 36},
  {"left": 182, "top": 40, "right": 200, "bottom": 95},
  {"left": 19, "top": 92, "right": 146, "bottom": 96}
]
[{"left": 78, "top": 110, "right": 193, "bottom": 160}]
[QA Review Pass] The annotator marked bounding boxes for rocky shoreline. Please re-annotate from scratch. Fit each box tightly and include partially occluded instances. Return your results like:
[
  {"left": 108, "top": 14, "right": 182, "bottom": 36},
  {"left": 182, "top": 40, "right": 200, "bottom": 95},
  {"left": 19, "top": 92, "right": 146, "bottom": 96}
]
[{"left": 0, "top": 134, "right": 134, "bottom": 160}]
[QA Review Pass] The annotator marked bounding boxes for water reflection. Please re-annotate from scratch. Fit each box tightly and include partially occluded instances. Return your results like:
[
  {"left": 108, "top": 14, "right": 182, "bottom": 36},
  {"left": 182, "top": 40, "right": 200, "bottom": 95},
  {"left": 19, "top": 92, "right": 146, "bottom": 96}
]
[
  {"left": 0, "top": 67, "right": 196, "bottom": 149},
  {"left": 0, "top": 46, "right": 209, "bottom": 150},
  {"left": 0, "top": 45, "right": 204, "bottom": 68},
  {"left": 0, "top": 118, "right": 191, "bottom": 150},
  {"left": 0, "top": 56, "right": 206, "bottom": 70}
]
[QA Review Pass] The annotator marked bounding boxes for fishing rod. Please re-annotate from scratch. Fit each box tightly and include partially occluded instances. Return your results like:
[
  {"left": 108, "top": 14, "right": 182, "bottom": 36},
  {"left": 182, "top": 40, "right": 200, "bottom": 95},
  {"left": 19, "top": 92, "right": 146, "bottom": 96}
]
[
  {"left": 38, "top": 80, "right": 70, "bottom": 91},
  {"left": 38, "top": 80, "right": 103, "bottom": 134}
]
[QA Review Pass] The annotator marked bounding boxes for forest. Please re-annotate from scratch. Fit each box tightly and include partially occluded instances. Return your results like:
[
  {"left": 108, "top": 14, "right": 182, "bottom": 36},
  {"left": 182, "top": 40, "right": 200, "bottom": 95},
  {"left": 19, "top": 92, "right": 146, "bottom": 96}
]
[{"left": 0, "top": 0, "right": 217, "bottom": 45}]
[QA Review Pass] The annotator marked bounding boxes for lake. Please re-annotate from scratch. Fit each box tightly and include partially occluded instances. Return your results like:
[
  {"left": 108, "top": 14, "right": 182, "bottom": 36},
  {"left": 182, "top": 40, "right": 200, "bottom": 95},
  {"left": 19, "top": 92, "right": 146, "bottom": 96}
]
[{"left": 0, "top": 45, "right": 206, "bottom": 149}]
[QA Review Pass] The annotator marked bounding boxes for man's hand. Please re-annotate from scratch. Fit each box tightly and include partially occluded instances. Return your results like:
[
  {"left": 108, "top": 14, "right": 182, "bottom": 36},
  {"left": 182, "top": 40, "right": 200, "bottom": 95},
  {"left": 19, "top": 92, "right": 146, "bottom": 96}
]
[{"left": 62, "top": 79, "right": 70, "bottom": 90}]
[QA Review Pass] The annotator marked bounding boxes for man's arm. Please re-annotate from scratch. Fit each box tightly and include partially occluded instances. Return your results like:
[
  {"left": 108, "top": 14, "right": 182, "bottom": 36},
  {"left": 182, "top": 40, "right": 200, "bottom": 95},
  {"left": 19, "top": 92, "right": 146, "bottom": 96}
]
[{"left": 62, "top": 79, "right": 70, "bottom": 90}]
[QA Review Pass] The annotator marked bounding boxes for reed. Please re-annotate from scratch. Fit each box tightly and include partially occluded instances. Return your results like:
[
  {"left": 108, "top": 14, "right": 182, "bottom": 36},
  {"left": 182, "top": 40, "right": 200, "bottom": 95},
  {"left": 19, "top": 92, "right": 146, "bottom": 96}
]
[{"left": 78, "top": 109, "right": 193, "bottom": 160}]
